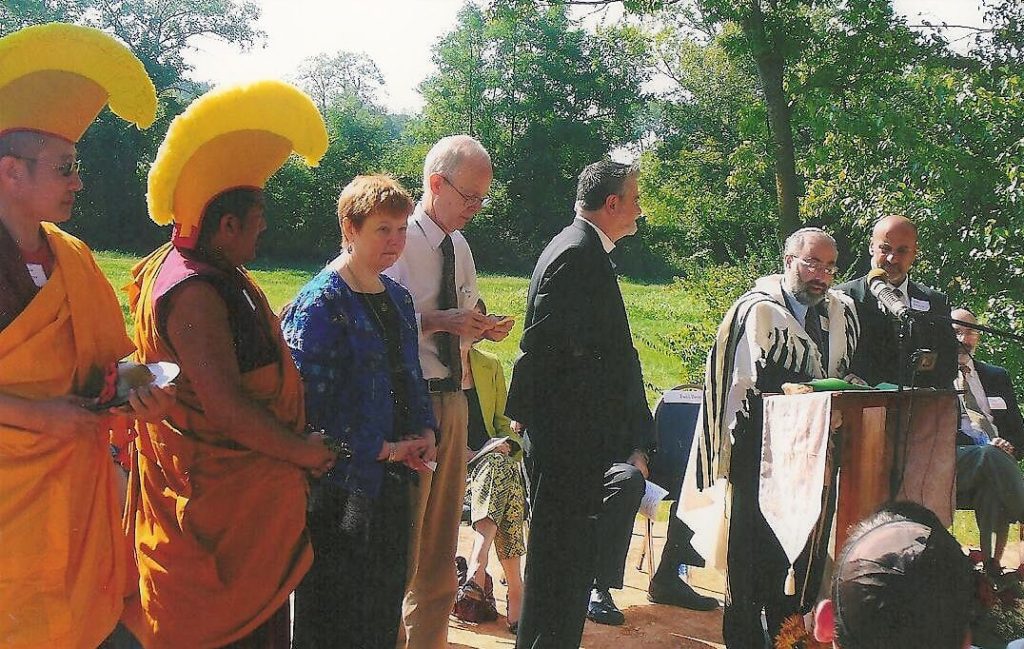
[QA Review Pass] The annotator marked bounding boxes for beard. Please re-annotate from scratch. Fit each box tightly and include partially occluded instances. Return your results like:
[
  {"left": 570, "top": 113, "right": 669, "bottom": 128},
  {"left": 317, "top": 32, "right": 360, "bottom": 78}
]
[
  {"left": 787, "top": 270, "right": 828, "bottom": 306},
  {"left": 794, "top": 285, "right": 827, "bottom": 306}
]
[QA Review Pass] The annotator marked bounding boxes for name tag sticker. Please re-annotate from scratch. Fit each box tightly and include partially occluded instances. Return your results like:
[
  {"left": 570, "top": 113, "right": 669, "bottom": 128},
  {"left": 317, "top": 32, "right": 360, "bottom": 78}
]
[
  {"left": 663, "top": 390, "right": 702, "bottom": 404},
  {"left": 989, "top": 396, "right": 1008, "bottom": 410},
  {"left": 910, "top": 297, "right": 930, "bottom": 311}
]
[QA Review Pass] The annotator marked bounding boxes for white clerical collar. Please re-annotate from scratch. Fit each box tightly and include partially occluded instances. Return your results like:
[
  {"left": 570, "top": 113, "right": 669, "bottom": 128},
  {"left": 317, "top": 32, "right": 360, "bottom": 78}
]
[
  {"left": 575, "top": 216, "right": 615, "bottom": 253},
  {"left": 412, "top": 203, "right": 449, "bottom": 249}
]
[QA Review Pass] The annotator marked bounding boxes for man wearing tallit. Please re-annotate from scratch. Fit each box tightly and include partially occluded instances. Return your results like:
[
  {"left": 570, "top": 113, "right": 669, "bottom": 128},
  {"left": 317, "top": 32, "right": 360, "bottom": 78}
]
[
  {"left": 679, "top": 227, "right": 859, "bottom": 648},
  {"left": 0, "top": 23, "right": 175, "bottom": 649}
]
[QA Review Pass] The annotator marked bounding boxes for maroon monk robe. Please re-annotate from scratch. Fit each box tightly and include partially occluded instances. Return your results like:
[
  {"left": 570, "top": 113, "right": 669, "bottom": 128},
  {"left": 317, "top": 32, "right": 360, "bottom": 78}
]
[{"left": 0, "top": 220, "right": 42, "bottom": 331}]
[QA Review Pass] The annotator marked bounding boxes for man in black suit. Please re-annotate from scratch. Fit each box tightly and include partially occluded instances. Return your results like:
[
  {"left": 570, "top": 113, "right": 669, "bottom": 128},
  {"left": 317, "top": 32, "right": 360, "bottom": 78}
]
[
  {"left": 950, "top": 307, "right": 1024, "bottom": 562},
  {"left": 507, "top": 160, "right": 655, "bottom": 648},
  {"left": 835, "top": 215, "right": 959, "bottom": 390}
]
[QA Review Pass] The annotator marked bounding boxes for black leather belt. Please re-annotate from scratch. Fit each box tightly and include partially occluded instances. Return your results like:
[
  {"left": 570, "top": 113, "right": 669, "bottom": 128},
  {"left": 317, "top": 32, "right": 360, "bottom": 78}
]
[{"left": 424, "top": 377, "right": 459, "bottom": 394}]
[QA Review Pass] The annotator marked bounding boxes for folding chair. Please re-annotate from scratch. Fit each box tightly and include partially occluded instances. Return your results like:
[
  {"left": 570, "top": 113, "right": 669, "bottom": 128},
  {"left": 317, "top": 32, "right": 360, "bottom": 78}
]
[{"left": 637, "top": 384, "right": 703, "bottom": 583}]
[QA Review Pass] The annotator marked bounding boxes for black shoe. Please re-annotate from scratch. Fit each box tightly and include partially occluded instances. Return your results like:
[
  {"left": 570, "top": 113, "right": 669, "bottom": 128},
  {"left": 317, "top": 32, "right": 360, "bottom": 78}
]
[
  {"left": 587, "top": 588, "right": 625, "bottom": 626},
  {"left": 647, "top": 577, "right": 719, "bottom": 611}
]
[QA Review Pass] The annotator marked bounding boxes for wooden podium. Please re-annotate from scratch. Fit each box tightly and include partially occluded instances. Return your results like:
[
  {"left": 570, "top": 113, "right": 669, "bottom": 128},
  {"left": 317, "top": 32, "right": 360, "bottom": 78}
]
[{"left": 764, "top": 390, "right": 959, "bottom": 551}]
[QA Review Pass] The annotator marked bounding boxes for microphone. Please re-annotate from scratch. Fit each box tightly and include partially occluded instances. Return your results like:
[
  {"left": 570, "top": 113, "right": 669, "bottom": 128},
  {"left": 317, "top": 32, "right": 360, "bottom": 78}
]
[{"left": 867, "top": 268, "right": 912, "bottom": 323}]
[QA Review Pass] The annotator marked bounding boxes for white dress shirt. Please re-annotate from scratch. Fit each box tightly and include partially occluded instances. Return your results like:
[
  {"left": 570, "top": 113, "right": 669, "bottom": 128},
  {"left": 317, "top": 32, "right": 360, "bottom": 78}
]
[
  {"left": 574, "top": 216, "right": 615, "bottom": 254},
  {"left": 957, "top": 356, "right": 998, "bottom": 443},
  {"left": 384, "top": 203, "right": 479, "bottom": 381}
]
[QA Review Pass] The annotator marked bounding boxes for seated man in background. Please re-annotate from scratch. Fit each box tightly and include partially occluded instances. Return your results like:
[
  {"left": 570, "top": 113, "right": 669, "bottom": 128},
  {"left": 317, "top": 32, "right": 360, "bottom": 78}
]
[
  {"left": 813, "top": 501, "right": 975, "bottom": 649},
  {"left": 951, "top": 307, "right": 1024, "bottom": 562}
]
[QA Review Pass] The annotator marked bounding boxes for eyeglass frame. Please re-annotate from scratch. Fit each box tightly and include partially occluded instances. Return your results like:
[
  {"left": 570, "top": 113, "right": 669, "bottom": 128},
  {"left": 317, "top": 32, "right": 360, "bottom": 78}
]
[
  {"left": 441, "top": 175, "right": 490, "bottom": 209},
  {"left": 5, "top": 153, "right": 82, "bottom": 178},
  {"left": 872, "top": 242, "right": 916, "bottom": 258},
  {"left": 789, "top": 255, "right": 839, "bottom": 276}
]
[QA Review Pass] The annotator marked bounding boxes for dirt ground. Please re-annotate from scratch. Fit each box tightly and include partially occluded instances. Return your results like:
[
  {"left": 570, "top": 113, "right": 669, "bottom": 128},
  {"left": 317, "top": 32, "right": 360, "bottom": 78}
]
[
  {"left": 445, "top": 516, "right": 1022, "bottom": 649},
  {"left": 447, "top": 517, "right": 726, "bottom": 649}
]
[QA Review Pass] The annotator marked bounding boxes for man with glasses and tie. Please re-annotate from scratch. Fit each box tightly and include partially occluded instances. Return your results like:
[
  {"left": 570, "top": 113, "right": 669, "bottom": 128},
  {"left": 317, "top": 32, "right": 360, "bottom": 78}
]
[
  {"left": 836, "top": 215, "right": 959, "bottom": 390},
  {"left": 385, "top": 134, "right": 513, "bottom": 649},
  {"left": 691, "top": 226, "right": 859, "bottom": 647},
  {"left": 950, "top": 307, "right": 1024, "bottom": 563}
]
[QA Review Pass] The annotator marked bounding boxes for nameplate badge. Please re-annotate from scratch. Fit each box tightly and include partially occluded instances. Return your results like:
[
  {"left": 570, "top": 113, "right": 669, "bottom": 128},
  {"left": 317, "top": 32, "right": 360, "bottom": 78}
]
[
  {"left": 989, "top": 396, "right": 1008, "bottom": 410},
  {"left": 663, "top": 390, "right": 702, "bottom": 404},
  {"left": 910, "top": 297, "right": 930, "bottom": 311}
]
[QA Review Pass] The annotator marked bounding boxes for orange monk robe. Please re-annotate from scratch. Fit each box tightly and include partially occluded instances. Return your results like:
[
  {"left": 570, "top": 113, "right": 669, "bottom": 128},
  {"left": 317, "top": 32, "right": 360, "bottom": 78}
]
[
  {"left": 121, "top": 243, "right": 312, "bottom": 649},
  {"left": 0, "top": 224, "right": 135, "bottom": 649}
]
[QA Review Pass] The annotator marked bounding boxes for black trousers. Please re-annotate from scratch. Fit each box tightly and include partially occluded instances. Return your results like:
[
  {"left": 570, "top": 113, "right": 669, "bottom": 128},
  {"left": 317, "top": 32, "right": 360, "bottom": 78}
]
[
  {"left": 722, "top": 427, "right": 834, "bottom": 649},
  {"left": 516, "top": 454, "right": 645, "bottom": 649},
  {"left": 292, "top": 468, "right": 412, "bottom": 649},
  {"left": 652, "top": 500, "right": 704, "bottom": 582}
]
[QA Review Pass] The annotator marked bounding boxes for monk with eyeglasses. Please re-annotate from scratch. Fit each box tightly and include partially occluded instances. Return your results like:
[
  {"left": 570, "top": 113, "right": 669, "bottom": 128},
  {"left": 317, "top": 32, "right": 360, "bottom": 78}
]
[{"left": 0, "top": 23, "right": 175, "bottom": 649}]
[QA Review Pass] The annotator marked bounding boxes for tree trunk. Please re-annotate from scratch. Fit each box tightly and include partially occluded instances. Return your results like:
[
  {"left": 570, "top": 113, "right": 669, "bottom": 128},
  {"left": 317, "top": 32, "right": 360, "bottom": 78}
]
[{"left": 743, "top": 2, "right": 802, "bottom": 239}]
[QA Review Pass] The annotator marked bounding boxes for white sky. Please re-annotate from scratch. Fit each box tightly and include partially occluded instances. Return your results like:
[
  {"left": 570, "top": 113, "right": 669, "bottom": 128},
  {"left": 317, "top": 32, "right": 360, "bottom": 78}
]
[{"left": 184, "top": 0, "right": 988, "bottom": 114}]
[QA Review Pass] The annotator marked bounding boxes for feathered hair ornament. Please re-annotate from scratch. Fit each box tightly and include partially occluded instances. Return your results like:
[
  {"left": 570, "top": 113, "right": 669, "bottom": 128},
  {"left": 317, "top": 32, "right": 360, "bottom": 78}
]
[{"left": 146, "top": 80, "right": 328, "bottom": 249}]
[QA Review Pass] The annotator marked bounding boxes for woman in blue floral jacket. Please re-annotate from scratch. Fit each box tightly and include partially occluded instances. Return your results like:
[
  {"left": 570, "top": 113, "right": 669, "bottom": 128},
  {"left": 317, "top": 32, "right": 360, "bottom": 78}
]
[{"left": 282, "top": 175, "right": 437, "bottom": 648}]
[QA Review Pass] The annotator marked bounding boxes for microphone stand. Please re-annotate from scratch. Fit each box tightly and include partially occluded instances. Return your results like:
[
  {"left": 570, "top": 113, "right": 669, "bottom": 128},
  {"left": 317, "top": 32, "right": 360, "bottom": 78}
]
[
  {"left": 913, "top": 311, "right": 1024, "bottom": 345},
  {"left": 892, "top": 316, "right": 911, "bottom": 496}
]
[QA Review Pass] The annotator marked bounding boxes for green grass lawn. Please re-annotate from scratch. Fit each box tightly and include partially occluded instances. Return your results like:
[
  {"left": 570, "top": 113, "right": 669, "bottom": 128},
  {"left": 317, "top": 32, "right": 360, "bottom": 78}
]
[
  {"left": 96, "top": 251, "right": 703, "bottom": 405},
  {"left": 96, "top": 250, "right": 1020, "bottom": 551}
]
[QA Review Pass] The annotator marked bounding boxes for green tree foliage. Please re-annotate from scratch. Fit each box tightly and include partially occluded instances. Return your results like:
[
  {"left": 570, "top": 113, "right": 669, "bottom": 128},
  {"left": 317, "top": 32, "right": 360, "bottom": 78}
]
[
  {"left": 1, "top": 0, "right": 266, "bottom": 254},
  {"left": 417, "top": 0, "right": 651, "bottom": 273},
  {"left": 639, "top": 21, "right": 776, "bottom": 267},
  {"left": 295, "top": 50, "right": 386, "bottom": 114},
  {"left": 262, "top": 93, "right": 408, "bottom": 262}
]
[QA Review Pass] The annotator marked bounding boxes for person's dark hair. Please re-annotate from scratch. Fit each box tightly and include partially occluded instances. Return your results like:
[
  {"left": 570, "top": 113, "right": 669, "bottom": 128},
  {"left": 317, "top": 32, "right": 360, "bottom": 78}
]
[
  {"left": 196, "top": 187, "right": 264, "bottom": 254},
  {"left": 832, "top": 501, "right": 973, "bottom": 649},
  {"left": 0, "top": 130, "right": 47, "bottom": 163},
  {"left": 575, "top": 160, "right": 638, "bottom": 212}
]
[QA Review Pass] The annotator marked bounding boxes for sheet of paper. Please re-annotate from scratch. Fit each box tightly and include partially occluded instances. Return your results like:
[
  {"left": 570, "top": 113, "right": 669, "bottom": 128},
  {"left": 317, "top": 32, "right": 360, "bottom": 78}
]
[
  {"left": 639, "top": 480, "right": 670, "bottom": 519},
  {"left": 468, "top": 436, "right": 511, "bottom": 464}
]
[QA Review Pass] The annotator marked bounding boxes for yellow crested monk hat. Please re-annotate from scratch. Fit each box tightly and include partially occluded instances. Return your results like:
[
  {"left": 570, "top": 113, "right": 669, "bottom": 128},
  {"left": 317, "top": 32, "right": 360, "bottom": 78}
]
[
  {"left": 0, "top": 22, "right": 156, "bottom": 141},
  {"left": 147, "top": 80, "right": 329, "bottom": 249}
]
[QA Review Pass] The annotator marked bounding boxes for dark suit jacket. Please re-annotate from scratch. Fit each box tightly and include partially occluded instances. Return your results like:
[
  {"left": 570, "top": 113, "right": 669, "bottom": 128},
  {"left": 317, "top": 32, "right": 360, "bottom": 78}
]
[
  {"left": 506, "top": 219, "right": 654, "bottom": 470},
  {"left": 956, "top": 360, "right": 1024, "bottom": 457},
  {"left": 836, "top": 275, "right": 958, "bottom": 389}
]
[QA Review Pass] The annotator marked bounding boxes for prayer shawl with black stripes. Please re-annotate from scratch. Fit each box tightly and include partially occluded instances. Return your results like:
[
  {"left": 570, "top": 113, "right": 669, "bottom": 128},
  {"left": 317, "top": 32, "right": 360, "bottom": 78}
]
[{"left": 695, "top": 274, "right": 859, "bottom": 490}]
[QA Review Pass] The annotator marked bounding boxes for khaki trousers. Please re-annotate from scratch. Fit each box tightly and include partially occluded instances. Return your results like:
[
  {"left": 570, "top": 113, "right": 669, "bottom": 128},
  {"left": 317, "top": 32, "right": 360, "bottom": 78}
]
[{"left": 401, "top": 390, "right": 468, "bottom": 649}]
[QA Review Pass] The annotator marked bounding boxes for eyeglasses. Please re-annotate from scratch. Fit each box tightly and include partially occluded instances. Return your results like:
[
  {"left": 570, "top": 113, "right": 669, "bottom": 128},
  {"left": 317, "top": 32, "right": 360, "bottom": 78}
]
[
  {"left": 9, "top": 154, "right": 82, "bottom": 177},
  {"left": 442, "top": 175, "right": 490, "bottom": 209},
  {"left": 874, "top": 243, "right": 915, "bottom": 257},
  {"left": 793, "top": 256, "right": 838, "bottom": 276}
]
